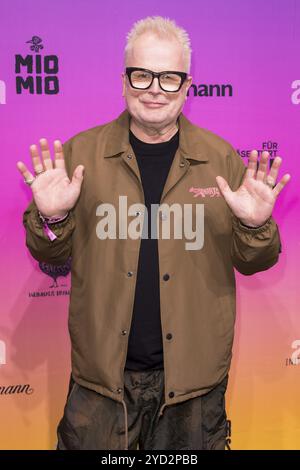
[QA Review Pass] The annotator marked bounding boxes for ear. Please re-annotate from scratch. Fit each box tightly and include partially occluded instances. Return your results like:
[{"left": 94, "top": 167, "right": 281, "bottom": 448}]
[
  {"left": 186, "top": 75, "right": 193, "bottom": 91},
  {"left": 184, "top": 75, "right": 193, "bottom": 99},
  {"left": 121, "top": 72, "right": 126, "bottom": 97}
]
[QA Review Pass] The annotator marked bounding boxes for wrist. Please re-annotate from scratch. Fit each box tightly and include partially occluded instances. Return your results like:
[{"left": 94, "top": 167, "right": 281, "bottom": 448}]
[
  {"left": 238, "top": 217, "right": 270, "bottom": 229},
  {"left": 38, "top": 210, "right": 69, "bottom": 224}
]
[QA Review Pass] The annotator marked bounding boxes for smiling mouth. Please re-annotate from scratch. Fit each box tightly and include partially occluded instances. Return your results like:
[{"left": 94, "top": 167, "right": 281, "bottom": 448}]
[{"left": 142, "top": 101, "right": 167, "bottom": 107}]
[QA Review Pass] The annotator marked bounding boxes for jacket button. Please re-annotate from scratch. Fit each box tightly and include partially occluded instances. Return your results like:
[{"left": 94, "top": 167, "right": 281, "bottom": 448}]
[
  {"left": 166, "top": 333, "right": 172, "bottom": 340},
  {"left": 121, "top": 330, "right": 127, "bottom": 335},
  {"left": 179, "top": 161, "right": 185, "bottom": 167},
  {"left": 163, "top": 273, "right": 170, "bottom": 281},
  {"left": 127, "top": 271, "right": 134, "bottom": 277},
  {"left": 127, "top": 154, "right": 133, "bottom": 159},
  {"left": 117, "top": 388, "right": 122, "bottom": 393},
  {"left": 169, "top": 391, "right": 175, "bottom": 398}
]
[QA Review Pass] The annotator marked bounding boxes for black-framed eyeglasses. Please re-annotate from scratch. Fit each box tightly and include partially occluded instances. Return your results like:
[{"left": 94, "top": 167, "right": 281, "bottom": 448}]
[{"left": 125, "top": 67, "right": 188, "bottom": 93}]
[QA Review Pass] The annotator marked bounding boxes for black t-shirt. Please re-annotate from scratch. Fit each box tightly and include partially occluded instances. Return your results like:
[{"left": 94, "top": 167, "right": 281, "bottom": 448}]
[{"left": 125, "top": 128, "right": 179, "bottom": 371}]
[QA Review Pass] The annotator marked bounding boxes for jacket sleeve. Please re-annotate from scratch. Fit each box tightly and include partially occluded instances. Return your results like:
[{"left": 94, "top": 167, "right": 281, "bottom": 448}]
[
  {"left": 227, "top": 145, "right": 282, "bottom": 276},
  {"left": 22, "top": 138, "right": 76, "bottom": 266}
]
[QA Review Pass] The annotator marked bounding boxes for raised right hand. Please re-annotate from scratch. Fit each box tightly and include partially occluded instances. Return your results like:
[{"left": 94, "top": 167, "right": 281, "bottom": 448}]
[{"left": 17, "top": 138, "right": 84, "bottom": 218}]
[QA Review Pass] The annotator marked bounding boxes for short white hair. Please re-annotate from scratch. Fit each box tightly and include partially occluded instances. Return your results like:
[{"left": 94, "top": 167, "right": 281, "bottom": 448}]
[{"left": 124, "top": 16, "right": 192, "bottom": 73}]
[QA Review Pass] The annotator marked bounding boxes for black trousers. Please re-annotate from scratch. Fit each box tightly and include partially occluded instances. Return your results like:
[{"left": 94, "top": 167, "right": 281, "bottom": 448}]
[{"left": 57, "top": 369, "right": 229, "bottom": 450}]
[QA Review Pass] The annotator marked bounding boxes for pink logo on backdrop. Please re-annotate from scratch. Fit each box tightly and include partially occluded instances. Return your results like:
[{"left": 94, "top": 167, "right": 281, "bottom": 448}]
[{"left": 189, "top": 186, "right": 221, "bottom": 198}]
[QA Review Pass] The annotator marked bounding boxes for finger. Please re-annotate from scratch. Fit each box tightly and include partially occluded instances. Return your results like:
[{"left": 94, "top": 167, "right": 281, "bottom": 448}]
[
  {"left": 273, "top": 173, "right": 291, "bottom": 197},
  {"left": 39, "top": 138, "right": 53, "bottom": 170},
  {"left": 256, "top": 151, "right": 269, "bottom": 182},
  {"left": 70, "top": 165, "right": 85, "bottom": 190},
  {"left": 216, "top": 175, "right": 234, "bottom": 206},
  {"left": 54, "top": 140, "right": 66, "bottom": 170},
  {"left": 266, "top": 156, "right": 282, "bottom": 186},
  {"left": 30, "top": 140, "right": 44, "bottom": 174},
  {"left": 29, "top": 143, "right": 45, "bottom": 174},
  {"left": 245, "top": 150, "right": 258, "bottom": 179},
  {"left": 17, "top": 161, "right": 35, "bottom": 182}
]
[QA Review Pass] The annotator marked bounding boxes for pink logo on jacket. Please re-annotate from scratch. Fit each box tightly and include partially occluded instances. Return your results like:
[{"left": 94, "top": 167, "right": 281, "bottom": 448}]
[{"left": 189, "top": 186, "right": 221, "bottom": 198}]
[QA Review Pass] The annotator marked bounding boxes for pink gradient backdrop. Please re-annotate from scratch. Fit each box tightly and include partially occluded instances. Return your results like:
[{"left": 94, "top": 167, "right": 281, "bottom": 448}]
[{"left": 0, "top": 0, "right": 299, "bottom": 449}]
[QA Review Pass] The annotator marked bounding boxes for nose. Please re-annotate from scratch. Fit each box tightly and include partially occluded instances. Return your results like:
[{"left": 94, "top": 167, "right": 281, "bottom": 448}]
[{"left": 148, "top": 76, "right": 162, "bottom": 93}]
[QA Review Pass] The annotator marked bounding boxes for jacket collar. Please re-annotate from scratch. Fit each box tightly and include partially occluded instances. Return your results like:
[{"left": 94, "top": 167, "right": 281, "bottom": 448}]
[{"left": 103, "top": 108, "right": 208, "bottom": 162}]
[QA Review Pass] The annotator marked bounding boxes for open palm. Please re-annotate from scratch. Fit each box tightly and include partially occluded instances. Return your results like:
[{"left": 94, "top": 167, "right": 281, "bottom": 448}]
[
  {"left": 17, "top": 138, "right": 84, "bottom": 218},
  {"left": 216, "top": 150, "right": 291, "bottom": 227}
]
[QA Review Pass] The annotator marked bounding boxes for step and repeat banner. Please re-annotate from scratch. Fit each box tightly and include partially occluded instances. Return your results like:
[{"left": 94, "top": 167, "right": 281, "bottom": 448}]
[{"left": 0, "top": 0, "right": 299, "bottom": 450}]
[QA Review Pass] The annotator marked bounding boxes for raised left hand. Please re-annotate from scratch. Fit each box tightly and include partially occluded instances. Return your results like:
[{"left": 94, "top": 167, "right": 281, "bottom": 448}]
[{"left": 216, "top": 150, "right": 291, "bottom": 227}]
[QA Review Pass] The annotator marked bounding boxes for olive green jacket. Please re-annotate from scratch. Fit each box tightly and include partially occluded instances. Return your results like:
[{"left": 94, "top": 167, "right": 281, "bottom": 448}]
[{"left": 23, "top": 109, "right": 281, "bottom": 449}]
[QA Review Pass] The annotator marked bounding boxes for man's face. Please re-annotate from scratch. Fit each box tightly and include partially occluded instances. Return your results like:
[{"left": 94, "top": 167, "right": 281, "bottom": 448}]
[{"left": 122, "top": 33, "right": 192, "bottom": 129}]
